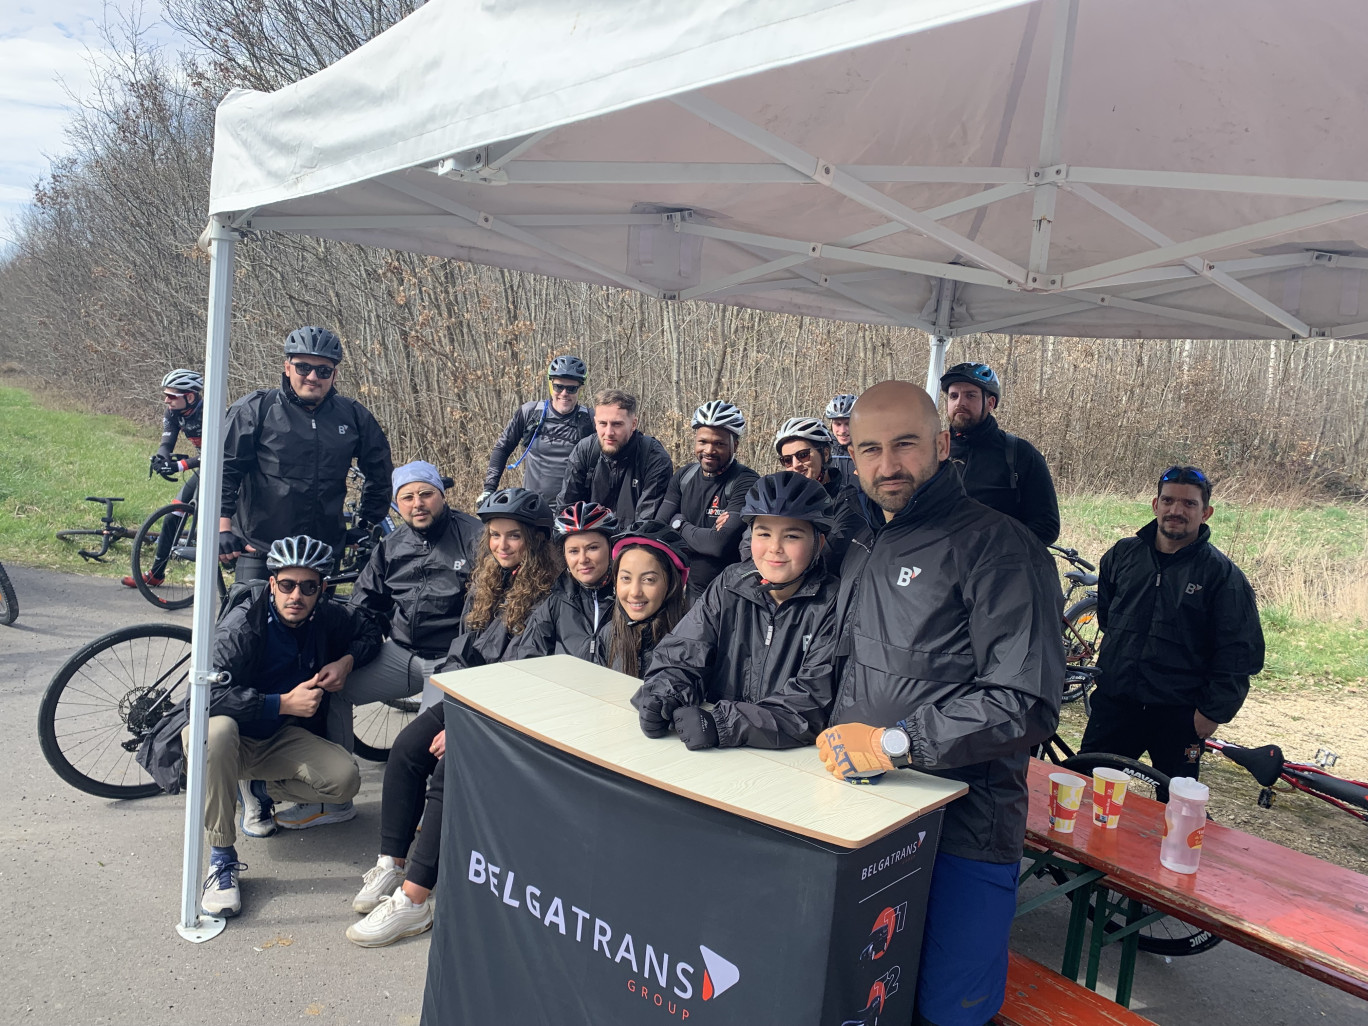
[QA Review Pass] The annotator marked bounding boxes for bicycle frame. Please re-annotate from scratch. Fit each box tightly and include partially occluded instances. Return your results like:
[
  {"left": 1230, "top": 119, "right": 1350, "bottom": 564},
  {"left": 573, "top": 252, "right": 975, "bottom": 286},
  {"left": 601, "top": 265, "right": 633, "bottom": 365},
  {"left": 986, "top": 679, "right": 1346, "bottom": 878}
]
[{"left": 1207, "top": 737, "right": 1368, "bottom": 823}]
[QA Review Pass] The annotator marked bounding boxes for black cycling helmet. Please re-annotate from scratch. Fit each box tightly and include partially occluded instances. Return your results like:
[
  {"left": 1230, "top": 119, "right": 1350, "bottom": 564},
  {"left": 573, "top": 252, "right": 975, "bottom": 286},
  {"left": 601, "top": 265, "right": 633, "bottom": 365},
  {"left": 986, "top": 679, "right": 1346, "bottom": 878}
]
[
  {"left": 547, "top": 355, "right": 588, "bottom": 382},
  {"left": 611, "top": 519, "right": 691, "bottom": 587},
  {"left": 477, "top": 487, "right": 553, "bottom": 530},
  {"left": 939, "top": 362, "right": 1000, "bottom": 402},
  {"left": 555, "top": 501, "right": 618, "bottom": 538},
  {"left": 741, "top": 472, "right": 834, "bottom": 534},
  {"left": 284, "top": 326, "right": 344, "bottom": 363}
]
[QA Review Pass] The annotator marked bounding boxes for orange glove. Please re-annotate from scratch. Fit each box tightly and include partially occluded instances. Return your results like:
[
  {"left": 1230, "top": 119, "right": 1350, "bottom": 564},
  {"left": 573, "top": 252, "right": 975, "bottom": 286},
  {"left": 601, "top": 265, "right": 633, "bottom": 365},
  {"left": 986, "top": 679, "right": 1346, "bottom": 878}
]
[{"left": 817, "top": 723, "right": 895, "bottom": 782}]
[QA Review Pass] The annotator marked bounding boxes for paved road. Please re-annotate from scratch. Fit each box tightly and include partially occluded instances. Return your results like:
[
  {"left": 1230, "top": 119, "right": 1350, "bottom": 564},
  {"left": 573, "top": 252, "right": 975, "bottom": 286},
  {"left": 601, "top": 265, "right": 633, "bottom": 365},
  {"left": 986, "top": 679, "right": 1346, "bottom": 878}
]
[{"left": 1, "top": 565, "right": 1364, "bottom": 1025}]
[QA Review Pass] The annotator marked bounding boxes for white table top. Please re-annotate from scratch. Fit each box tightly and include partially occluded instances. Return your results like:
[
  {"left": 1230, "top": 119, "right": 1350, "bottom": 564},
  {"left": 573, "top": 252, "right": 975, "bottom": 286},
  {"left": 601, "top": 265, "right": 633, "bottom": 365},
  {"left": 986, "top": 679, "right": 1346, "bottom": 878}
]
[{"left": 431, "top": 654, "right": 965, "bottom": 849}]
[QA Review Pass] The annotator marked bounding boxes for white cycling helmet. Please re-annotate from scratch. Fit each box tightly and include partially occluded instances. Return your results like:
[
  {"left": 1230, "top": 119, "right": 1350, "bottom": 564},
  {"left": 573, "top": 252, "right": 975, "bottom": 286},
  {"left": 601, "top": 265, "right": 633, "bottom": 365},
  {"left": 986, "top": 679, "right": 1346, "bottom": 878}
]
[
  {"left": 266, "top": 535, "right": 334, "bottom": 573},
  {"left": 162, "top": 369, "right": 204, "bottom": 394},
  {"left": 773, "top": 416, "right": 833, "bottom": 455},
  {"left": 691, "top": 400, "right": 747, "bottom": 438},
  {"left": 824, "top": 393, "right": 857, "bottom": 419}
]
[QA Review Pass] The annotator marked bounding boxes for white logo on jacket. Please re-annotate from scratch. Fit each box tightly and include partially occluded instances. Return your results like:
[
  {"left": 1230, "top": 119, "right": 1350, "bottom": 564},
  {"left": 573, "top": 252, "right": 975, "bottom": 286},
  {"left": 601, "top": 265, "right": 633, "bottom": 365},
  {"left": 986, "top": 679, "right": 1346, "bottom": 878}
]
[
  {"left": 1185, "top": 582, "right": 1203, "bottom": 595},
  {"left": 896, "top": 567, "right": 922, "bottom": 586},
  {"left": 338, "top": 424, "right": 348, "bottom": 435}
]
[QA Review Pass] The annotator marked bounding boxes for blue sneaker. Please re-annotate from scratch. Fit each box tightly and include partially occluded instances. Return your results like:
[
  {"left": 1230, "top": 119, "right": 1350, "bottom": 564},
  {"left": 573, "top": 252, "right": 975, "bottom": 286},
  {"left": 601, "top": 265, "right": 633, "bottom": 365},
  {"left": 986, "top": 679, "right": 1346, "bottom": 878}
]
[
  {"left": 239, "top": 780, "right": 276, "bottom": 838},
  {"left": 201, "top": 853, "right": 246, "bottom": 918}
]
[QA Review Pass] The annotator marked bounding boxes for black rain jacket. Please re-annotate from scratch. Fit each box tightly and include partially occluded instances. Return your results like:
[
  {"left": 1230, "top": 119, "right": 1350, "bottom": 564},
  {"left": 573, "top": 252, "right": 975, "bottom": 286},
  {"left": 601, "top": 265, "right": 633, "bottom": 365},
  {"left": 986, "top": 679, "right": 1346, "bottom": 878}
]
[
  {"left": 949, "top": 414, "right": 1060, "bottom": 545},
  {"left": 136, "top": 589, "right": 382, "bottom": 793},
  {"left": 513, "top": 571, "right": 615, "bottom": 664},
  {"left": 657, "top": 459, "right": 759, "bottom": 597},
  {"left": 483, "top": 399, "right": 595, "bottom": 507},
  {"left": 636, "top": 562, "right": 840, "bottom": 748},
  {"left": 220, "top": 378, "right": 393, "bottom": 552},
  {"left": 157, "top": 403, "right": 203, "bottom": 457},
  {"left": 1095, "top": 520, "right": 1263, "bottom": 723},
  {"left": 350, "top": 508, "right": 484, "bottom": 658},
  {"left": 831, "top": 464, "right": 1064, "bottom": 863},
  {"left": 555, "top": 430, "right": 674, "bottom": 524}
]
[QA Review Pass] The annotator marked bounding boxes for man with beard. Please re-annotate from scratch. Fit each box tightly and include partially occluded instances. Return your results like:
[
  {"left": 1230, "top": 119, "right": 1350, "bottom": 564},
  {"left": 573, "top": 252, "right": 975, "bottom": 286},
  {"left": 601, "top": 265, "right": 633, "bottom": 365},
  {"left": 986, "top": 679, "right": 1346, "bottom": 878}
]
[
  {"left": 1079, "top": 465, "right": 1263, "bottom": 794},
  {"left": 812, "top": 381, "right": 1064, "bottom": 1026},
  {"left": 940, "top": 362, "right": 1059, "bottom": 545},
  {"left": 555, "top": 389, "right": 674, "bottom": 524}
]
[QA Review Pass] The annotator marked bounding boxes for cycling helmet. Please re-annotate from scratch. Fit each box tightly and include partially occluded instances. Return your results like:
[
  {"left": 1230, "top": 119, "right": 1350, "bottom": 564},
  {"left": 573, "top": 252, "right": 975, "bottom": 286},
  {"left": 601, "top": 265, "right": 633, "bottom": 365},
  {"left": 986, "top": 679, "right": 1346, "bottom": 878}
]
[
  {"left": 773, "top": 416, "right": 833, "bottom": 455},
  {"left": 547, "top": 355, "right": 588, "bottom": 382},
  {"left": 555, "top": 501, "right": 618, "bottom": 538},
  {"left": 690, "top": 400, "right": 747, "bottom": 438},
  {"left": 612, "top": 519, "right": 691, "bottom": 587},
  {"left": 161, "top": 369, "right": 203, "bottom": 394},
  {"left": 939, "top": 362, "right": 1000, "bottom": 402},
  {"left": 824, "top": 393, "right": 857, "bottom": 419},
  {"left": 266, "top": 535, "right": 334, "bottom": 573},
  {"left": 741, "top": 472, "right": 834, "bottom": 533},
  {"left": 284, "top": 326, "right": 344, "bottom": 363},
  {"left": 477, "top": 487, "right": 554, "bottom": 530}
]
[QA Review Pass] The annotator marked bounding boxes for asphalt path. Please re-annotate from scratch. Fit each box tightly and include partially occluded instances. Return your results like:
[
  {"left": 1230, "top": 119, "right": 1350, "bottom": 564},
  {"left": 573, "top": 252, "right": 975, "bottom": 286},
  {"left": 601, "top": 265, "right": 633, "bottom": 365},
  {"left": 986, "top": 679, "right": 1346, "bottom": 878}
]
[{"left": 1, "top": 565, "right": 1364, "bottom": 1024}]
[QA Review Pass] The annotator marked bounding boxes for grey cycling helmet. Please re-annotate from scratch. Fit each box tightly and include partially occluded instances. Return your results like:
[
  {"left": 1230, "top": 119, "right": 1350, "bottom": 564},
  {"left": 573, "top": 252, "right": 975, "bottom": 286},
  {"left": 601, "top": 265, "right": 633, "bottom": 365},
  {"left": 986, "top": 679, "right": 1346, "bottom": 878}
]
[
  {"left": 741, "top": 472, "right": 833, "bottom": 533},
  {"left": 161, "top": 369, "right": 203, "bottom": 394},
  {"left": 773, "top": 416, "right": 833, "bottom": 455},
  {"left": 939, "top": 362, "right": 1001, "bottom": 402},
  {"left": 824, "top": 393, "right": 857, "bottom": 419},
  {"left": 477, "top": 487, "right": 554, "bottom": 531},
  {"left": 691, "top": 400, "right": 747, "bottom": 438},
  {"left": 266, "top": 535, "right": 334, "bottom": 573},
  {"left": 547, "top": 355, "right": 588, "bottom": 382},
  {"left": 284, "top": 326, "right": 344, "bottom": 363}
]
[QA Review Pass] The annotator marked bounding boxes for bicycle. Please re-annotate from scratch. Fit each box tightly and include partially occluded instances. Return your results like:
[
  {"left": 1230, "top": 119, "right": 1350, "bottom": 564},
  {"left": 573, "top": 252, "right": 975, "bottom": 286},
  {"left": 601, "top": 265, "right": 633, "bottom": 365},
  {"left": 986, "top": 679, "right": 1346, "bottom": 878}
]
[
  {"left": 55, "top": 496, "right": 139, "bottom": 561},
  {"left": 1052, "top": 544, "right": 1101, "bottom": 711},
  {"left": 0, "top": 559, "right": 17, "bottom": 626},
  {"left": 130, "top": 496, "right": 228, "bottom": 611}
]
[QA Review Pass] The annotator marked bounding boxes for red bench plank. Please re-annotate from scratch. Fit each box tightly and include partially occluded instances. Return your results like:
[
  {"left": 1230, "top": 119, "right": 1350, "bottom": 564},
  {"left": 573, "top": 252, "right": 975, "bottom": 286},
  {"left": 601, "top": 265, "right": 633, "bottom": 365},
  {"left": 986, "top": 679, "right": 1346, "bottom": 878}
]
[{"left": 998, "top": 952, "right": 1155, "bottom": 1026}]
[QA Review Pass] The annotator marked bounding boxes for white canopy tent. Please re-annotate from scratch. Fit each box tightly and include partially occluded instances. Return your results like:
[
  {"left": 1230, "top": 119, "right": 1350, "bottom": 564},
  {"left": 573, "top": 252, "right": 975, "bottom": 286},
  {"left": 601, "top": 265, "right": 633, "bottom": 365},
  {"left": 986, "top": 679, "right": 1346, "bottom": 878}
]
[{"left": 179, "top": 0, "right": 1368, "bottom": 937}]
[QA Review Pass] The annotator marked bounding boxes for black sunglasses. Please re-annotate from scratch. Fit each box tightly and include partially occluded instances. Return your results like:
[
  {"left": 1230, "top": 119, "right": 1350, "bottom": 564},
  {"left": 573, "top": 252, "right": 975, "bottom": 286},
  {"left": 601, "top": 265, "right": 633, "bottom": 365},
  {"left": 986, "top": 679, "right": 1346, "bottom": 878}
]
[
  {"left": 274, "top": 578, "right": 321, "bottom": 596},
  {"left": 290, "top": 361, "right": 335, "bottom": 380},
  {"left": 778, "top": 448, "right": 816, "bottom": 467},
  {"left": 551, "top": 383, "right": 581, "bottom": 394}
]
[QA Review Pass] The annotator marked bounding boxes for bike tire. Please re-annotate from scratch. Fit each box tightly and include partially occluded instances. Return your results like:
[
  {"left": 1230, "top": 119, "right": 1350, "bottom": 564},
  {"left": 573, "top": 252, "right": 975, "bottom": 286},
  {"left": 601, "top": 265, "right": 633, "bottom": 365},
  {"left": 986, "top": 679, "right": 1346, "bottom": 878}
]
[
  {"left": 1058, "top": 752, "right": 1223, "bottom": 957},
  {"left": 132, "top": 502, "right": 199, "bottom": 611},
  {"left": 38, "top": 623, "right": 192, "bottom": 799},
  {"left": 1061, "top": 595, "right": 1100, "bottom": 703},
  {"left": 0, "top": 560, "right": 17, "bottom": 625},
  {"left": 353, "top": 695, "right": 421, "bottom": 762}
]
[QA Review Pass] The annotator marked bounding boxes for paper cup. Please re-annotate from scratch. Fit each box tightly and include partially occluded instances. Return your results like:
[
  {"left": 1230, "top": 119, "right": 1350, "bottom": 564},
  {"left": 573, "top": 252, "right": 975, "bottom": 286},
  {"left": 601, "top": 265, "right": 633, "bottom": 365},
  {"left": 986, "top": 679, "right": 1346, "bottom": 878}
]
[
  {"left": 1091, "top": 767, "right": 1131, "bottom": 828},
  {"left": 1048, "top": 772, "right": 1088, "bottom": 833}
]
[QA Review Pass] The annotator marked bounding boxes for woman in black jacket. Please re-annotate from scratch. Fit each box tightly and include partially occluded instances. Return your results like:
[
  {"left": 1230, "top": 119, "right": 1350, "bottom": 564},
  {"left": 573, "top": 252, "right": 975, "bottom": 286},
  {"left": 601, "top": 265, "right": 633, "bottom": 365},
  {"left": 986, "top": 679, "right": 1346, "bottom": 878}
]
[
  {"left": 514, "top": 501, "right": 618, "bottom": 663},
  {"left": 604, "top": 520, "right": 690, "bottom": 678},
  {"left": 345, "top": 487, "right": 558, "bottom": 948}
]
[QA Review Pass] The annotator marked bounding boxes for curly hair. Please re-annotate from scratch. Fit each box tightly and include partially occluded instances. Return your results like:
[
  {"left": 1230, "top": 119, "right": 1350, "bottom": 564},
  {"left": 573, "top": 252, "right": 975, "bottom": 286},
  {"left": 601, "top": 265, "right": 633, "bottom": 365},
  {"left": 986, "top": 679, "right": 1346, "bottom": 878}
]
[
  {"left": 464, "top": 525, "right": 560, "bottom": 636},
  {"left": 607, "top": 544, "right": 688, "bottom": 678}
]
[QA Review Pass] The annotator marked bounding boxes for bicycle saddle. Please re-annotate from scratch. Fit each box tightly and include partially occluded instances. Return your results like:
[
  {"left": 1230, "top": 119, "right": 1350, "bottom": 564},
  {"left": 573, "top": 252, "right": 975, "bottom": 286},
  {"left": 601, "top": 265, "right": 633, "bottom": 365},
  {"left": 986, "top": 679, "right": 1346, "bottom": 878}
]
[
  {"left": 1064, "top": 569, "right": 1098, "bottom": 587},
  {"left": 1217, "top": 742, "right": 1284, "bottom": 788}
]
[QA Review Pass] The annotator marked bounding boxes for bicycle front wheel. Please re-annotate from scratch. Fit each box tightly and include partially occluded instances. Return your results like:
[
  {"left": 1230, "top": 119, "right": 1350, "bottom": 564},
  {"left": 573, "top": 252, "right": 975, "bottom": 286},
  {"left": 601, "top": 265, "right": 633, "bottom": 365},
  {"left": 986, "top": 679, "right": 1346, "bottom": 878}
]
[
  {"left": 38, "top": 624, "right": 192, "bottom": 799},
  {"left": 0, "top": 560, "right": 17, "bottom": 625},
  {"left": 353, "top": 695, "right": 421, "bottom": 762},
  {"left": 1061, "top": 595, "right": 1100, "bottom": 703},
  {"left": 131, "top": 502, "right": 199, "bottom": 611}
]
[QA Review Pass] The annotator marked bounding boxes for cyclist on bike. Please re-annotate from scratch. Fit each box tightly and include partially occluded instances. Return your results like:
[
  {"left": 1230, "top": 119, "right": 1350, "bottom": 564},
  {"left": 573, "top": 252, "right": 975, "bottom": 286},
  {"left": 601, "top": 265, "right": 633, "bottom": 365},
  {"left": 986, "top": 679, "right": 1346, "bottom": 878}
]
[
  {"left": 326, "top": 461, "right": 484, "bottom": 752},
  {"left": 810, "top": 382, "right": 1063, "bottom": 1026},
  {"left": 940, "top": 362, "right": 1060, "bottom": 545},
  {"left": 123, "top": 369, "right": 205, "bottom": 590},
  {"left": 824, "top": 393, "right": 857, "bottom": 462},
  {"left": 514, "top": 502, "right": 618, "bottom": 662},
  {"left": 136, "top": 535, "right": 381, "bottom": 918},
  {"left": 480, "top": 355, "right": 595, "bottom": 509},
  {"left": 633, "top": 472, "right": 839, "bottom": 750},
  {"left": 219, "top": 326, "right": 393, "bottom": 583},
  {"left": 555, "top": 389, "right": 674, "bottom": 524},
  {"left": 657, "top": 400, "right": 758, "bottom": 599},
  {"left": 605, "top": 520, "right": 691, "bottom": 678},
  {"left": 1080, "top": 465, "right": 1264, "bottom": 791}
]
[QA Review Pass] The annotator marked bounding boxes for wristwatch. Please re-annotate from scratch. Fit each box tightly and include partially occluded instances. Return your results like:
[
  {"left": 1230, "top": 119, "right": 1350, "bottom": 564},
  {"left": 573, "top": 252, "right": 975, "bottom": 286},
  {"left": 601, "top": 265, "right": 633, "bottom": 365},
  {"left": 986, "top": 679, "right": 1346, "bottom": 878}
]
[
  {"left": 670, "top": 515, "right": 685, "bottom": 531},
  {"left": 880, "top": 726, "right": 914, "bottom": 769}
]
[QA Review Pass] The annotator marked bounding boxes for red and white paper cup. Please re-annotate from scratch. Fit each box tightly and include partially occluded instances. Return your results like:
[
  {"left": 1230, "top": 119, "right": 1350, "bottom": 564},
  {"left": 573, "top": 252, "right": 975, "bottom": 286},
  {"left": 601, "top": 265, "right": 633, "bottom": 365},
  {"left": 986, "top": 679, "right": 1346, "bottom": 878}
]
[
  {"left": 1048, "top": 772, "right": 1088, "bottom": 833},
  {"left": 1091, "top": 767, "right": 1131, "bottom": 828}
]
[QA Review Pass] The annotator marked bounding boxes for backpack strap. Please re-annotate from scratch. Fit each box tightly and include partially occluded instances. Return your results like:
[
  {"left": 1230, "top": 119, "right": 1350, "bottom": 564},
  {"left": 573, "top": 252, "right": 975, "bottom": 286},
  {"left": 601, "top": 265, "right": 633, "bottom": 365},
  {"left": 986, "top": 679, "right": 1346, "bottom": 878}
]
[{"left": 1003, "top": 430, "right": 1020, "bottom": 501}]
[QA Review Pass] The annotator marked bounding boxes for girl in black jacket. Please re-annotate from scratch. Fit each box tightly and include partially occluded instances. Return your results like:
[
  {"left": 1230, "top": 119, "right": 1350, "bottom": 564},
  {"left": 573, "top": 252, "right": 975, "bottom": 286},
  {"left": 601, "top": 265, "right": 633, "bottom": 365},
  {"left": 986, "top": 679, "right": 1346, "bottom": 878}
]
[
  {"left": 604, "top": 520, "right": 690, "bottom": 678},
  {"left": 513, "top": 501, "right": 618, "bottom": 663}
]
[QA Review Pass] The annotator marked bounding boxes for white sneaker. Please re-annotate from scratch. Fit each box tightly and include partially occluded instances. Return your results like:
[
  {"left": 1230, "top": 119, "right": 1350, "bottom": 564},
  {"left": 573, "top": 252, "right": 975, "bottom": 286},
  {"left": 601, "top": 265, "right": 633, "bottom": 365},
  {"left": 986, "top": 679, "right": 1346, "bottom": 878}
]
[
  {"left": 353, "top": 855, "right": 406, "bottom": 914},
  {"left": 238, "top": 780, "right": 276, "bottom": 838},
  {"left": 200, "top": 857, "right": 246, "bottom": 918},
  {"left": 274, "top": 800, "right": 357, "bottom": 830},
  {"left": 346, "top": 887, "right": 433, "bottom": 948}
]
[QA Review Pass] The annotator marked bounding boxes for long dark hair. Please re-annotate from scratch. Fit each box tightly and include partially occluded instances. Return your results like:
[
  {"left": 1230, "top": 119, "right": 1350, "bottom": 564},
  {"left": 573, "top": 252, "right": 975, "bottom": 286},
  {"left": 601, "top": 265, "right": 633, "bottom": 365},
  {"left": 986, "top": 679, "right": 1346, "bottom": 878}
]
[
  {"left": 607, "top": 544, "right": 687, "bottom": 678},
  {"left": 464, "top": 525, "right": 560, "bottom": 635}
]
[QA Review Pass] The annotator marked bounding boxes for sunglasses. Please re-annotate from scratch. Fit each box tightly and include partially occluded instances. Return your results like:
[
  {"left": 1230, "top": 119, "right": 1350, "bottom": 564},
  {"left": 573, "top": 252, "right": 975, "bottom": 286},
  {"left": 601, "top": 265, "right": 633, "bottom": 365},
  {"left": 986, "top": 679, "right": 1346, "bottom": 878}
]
[
  {"left": 162, "top": 391, "right": 189, "bottom": 401},
  {"left": 1159, "top": 465, "right": 1208, "bottom": 486},
  {"left": 778, "top": 448, "right": 816, "bottom": 467},
  {"left": 274, "top": 578, "right": 322, "bottom": 596},
  {"left": 551, "top": 383, "right": 581, "bottom": 394},
  {"left": 290, "top": 361, "right": 335, "bottom": 380}
]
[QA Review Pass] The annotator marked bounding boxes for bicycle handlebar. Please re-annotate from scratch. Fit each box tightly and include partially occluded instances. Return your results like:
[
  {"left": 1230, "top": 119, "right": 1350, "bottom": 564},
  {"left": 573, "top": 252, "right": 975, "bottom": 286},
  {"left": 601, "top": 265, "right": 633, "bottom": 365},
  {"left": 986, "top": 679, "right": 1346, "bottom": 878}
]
[{"left": 1049, "top": 544, "right": 1097, "bottom": 572}]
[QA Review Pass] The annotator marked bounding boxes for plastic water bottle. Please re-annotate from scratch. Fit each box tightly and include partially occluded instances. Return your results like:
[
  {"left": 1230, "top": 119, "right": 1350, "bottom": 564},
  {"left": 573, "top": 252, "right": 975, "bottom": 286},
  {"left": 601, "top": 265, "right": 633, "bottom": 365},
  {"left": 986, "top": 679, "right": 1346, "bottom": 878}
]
[{"left": 1160, "top": 777, "right": 1210, "bottom": 874}]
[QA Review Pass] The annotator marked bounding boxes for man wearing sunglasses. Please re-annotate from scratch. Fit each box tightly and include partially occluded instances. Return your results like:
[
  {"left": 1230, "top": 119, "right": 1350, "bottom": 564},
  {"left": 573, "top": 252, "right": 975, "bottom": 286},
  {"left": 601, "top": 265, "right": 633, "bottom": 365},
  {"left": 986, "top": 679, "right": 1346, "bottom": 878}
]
[
  {"left": 480, "top": 355, "right": 595, "bottom": 509},
  {"left": 219, "top": 326, "right": 393, "bottom": 584},
  {"left": 1079, "top": 465, "right": 1264, "bottom": 793},
  {"left": 137, "top": 536, "right": 381, "bottom": 919}
]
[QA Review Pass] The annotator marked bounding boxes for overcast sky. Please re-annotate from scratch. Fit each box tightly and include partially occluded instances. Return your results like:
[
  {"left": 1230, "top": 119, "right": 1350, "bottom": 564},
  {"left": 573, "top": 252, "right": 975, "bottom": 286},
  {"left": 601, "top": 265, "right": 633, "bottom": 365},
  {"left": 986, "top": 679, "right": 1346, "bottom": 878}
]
[{"left": 0, "top": 0, "right": 179, "bottom": 248}]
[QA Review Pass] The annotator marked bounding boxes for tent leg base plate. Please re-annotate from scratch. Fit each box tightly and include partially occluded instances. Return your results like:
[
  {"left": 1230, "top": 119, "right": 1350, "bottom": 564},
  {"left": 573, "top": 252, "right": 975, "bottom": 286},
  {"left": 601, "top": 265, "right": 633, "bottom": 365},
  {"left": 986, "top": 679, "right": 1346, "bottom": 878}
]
[{"left": 176, "top": 915, "right": 226, "bottom": 943}]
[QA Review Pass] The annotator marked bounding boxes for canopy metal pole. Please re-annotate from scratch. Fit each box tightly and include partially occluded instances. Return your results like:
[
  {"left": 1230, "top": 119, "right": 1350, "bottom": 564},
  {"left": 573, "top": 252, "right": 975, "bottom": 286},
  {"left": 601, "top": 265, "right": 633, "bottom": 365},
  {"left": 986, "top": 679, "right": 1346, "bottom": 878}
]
[
  {"left": 924, "top": 336, "right": 948, "bottom": 399},
  {"left": 176, "top": 216, "right": 237, "bottom": 943}
]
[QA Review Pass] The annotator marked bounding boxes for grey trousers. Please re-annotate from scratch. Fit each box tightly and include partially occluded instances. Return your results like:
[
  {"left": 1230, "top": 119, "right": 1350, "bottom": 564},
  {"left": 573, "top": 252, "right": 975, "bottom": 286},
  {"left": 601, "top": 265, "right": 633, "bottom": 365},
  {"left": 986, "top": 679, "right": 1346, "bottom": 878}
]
[{"left": 326, "top": 639, "right": 441, "bottom": 752}]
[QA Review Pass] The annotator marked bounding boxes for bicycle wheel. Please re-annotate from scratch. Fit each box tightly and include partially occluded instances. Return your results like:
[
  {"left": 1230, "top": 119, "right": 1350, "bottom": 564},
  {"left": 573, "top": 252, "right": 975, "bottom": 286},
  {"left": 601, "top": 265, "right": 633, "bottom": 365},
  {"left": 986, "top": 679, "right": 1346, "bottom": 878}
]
[
  {"left": 1058, "top": 752, "right": 1223, "bottom": 957},
  {"left": 353, "top": 695, "right": 421, "bottom": 762},
  {"left": 0, "top": 560, "right": 17, "bottom": 625},
  {"left": 131, "top": 502, "right": 198, "bottom": 611},
  {"left": 38, "top": 623, "right": 192, "bottom": 799},
  {"left": 1061, "top": 595, "right": 1100, "bottom": 703}
]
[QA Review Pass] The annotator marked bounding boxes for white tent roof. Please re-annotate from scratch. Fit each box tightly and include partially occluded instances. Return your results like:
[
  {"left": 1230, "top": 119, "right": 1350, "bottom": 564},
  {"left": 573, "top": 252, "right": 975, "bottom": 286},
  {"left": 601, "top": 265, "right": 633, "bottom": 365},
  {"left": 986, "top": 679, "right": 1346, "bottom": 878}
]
[{"left": 209, "top": 0, "right": 1368, "bottom": 341}]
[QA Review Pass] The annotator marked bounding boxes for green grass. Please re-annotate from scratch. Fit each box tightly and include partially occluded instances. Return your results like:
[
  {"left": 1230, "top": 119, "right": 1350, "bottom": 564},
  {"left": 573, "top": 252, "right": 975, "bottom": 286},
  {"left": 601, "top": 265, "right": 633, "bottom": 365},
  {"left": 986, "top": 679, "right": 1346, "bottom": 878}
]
[{"left": 0, "top": 385, "right": 175, "bottom": 577}]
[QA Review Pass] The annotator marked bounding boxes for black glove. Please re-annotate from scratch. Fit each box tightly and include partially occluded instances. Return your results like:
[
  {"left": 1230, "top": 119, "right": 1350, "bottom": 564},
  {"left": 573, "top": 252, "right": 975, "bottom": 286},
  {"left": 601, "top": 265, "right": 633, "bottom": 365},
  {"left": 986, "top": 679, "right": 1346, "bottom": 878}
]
[
  {"left": 672, "top": 706, "right": 719, "bottom": 750},
  {"left": 345, "top": 520, "right": 374, "bottom": 546},
  {"left": 218, "top": 530, "right": 246, "bottom": 557},
  {"left": 631, "top": 691, "right": 680, "bottom": 739},
  {"left": 149, "top": 453, "right": 174, "bottom": 478}
]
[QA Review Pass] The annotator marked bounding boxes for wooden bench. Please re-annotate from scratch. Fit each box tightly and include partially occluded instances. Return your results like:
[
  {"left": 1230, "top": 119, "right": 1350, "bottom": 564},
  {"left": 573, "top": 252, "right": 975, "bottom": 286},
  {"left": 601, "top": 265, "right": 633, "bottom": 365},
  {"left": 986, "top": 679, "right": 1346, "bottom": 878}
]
[{"left": 996, "top": 952, "right": 1156, "bottom": 1026}]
